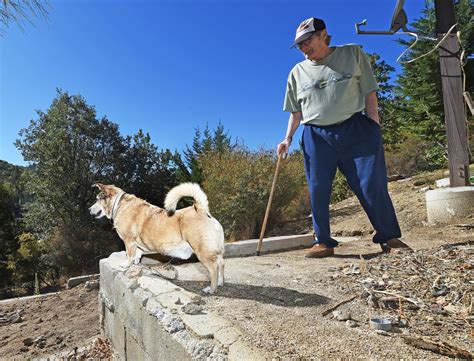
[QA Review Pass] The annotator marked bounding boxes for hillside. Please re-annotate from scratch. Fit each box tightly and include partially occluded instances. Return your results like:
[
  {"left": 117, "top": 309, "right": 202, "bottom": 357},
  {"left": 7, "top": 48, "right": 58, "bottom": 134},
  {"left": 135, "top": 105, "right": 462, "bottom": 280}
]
[
  {"left": 0, "top": 160, "right": 25, "bottom": 184},
  {"left": 0, "top": 169, "right": 472, "bottom": 359}
]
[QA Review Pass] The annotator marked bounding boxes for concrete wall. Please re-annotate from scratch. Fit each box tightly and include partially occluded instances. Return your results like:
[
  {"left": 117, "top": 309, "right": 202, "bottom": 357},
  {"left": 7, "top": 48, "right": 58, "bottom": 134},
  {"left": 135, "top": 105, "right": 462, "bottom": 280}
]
[{"left": 99, "top": 252, "right": 264, "bottom": 360}]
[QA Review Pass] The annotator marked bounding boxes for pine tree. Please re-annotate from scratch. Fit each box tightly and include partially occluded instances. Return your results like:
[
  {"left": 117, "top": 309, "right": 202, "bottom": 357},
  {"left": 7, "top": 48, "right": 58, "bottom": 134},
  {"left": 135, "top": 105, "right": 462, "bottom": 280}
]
[
  {"left": 183, "top": 122, "right": 234, "bottom": 184},
  {"left": 394, "top": 0, "right": 473, "bottom": 168}
]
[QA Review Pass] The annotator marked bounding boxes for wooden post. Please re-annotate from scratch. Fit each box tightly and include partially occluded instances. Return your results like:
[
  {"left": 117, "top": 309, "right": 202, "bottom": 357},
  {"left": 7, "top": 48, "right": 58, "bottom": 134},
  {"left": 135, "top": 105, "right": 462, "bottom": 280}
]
[{"left": 434, "top": 0, "right": 470, "bottom": 186}]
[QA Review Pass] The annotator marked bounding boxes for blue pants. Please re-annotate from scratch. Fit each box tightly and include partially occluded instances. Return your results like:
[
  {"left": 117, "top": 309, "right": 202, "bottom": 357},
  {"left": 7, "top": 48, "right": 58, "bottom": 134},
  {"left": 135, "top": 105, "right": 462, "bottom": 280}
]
[{"left": 302, "top": 112, "right": 401, "bottom": 248}]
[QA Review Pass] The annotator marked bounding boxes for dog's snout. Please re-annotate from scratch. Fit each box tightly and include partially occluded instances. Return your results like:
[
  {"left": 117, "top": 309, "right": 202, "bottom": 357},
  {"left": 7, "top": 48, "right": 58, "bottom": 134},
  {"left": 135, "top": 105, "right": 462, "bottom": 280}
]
[{"left": 89, "top": 203, "right": 104, "bottom": 218}]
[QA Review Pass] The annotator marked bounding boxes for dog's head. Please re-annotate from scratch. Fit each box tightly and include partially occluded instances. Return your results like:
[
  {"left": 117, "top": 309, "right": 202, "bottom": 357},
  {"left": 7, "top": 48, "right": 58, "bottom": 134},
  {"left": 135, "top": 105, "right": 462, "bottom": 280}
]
[{"left": 89, "top": 183, "right": 124, "bottom": 219}]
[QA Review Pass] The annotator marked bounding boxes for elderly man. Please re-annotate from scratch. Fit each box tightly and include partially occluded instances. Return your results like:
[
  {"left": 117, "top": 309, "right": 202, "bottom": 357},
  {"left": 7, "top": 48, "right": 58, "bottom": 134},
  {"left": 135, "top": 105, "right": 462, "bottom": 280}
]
[{"left": 277, "top": 17, "right": 410, "bottom": 258}]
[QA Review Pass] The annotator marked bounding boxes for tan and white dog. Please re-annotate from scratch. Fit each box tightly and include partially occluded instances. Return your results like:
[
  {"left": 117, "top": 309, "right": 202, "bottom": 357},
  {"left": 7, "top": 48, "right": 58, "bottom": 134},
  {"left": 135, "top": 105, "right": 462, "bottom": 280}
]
[{"left": 89, "top": 182, "right": 225, "bottom": 294}]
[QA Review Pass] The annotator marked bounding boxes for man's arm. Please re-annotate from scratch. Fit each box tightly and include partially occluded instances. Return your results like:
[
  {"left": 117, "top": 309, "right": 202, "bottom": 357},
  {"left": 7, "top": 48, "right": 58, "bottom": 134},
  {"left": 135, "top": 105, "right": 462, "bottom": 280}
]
[
  {"left": 365, "top": 91, "right": 380, "bottom": 124},
  {"left": 277, "top": 111, "right": 302, "bottom": 156}
]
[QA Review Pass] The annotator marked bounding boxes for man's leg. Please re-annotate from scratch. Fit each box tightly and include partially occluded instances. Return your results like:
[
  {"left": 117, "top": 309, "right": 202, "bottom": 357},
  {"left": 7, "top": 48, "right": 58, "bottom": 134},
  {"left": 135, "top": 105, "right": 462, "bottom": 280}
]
[
  {"left": 302, "top": 125, "right": 339, "bottom": 250},
  {"left": 337, "top": 116, "right": 401, "bottom": 244}
]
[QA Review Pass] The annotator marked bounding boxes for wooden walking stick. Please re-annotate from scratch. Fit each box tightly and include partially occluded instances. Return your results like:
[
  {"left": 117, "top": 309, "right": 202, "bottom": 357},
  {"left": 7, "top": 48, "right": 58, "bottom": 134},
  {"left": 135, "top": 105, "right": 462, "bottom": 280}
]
[{"left": 256, "top": 153, "right": 283, "bottom": 256}]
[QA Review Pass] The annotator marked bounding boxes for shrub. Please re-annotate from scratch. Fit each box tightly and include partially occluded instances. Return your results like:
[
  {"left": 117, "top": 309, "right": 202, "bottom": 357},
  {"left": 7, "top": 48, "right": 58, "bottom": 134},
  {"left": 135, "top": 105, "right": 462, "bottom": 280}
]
[
  {"left": 385, "top": 135, "right": 447, "bottom": 177},
  {"left": 331, "top": 170, "right": 353, "bottom": 204},
  {"left": 199, "top": 148, "right": 309, "bottom": 242}
]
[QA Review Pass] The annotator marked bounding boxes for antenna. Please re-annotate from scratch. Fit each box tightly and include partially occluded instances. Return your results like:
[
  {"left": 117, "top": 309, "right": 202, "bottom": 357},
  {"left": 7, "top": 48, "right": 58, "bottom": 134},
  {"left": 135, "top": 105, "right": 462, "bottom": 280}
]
[{"left": 355, "top": 0, "right": 409, "bottom": 35}]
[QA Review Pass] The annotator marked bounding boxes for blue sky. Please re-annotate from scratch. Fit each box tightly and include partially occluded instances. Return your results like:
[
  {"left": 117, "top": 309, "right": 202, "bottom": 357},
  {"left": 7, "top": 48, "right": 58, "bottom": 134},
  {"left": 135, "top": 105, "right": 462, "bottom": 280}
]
[{"left": 1, "top": 0, "right": 426, "bottom": 166}]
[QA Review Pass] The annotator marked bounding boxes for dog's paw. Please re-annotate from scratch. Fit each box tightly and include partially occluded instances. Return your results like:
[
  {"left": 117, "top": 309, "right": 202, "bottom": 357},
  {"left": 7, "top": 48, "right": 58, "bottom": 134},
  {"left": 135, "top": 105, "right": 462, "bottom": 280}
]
[
  {"left": 133, "top": 248, "right": 144, "bottom": 265},
  {"left": 202, "top": 286, "right": 214, "bottom": 294},
  {"left": 218, "top": 280, "right": 224, "bottom": 287},
  {"left": 119, "top": 261, "right": 131, "bottom": 269}
]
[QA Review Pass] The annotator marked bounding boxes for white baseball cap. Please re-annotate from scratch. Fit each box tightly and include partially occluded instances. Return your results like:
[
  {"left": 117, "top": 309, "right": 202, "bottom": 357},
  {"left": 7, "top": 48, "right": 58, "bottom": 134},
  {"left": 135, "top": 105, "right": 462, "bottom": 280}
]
[{"left": 290, "top": 17, "right": 326, "bottom": 48}]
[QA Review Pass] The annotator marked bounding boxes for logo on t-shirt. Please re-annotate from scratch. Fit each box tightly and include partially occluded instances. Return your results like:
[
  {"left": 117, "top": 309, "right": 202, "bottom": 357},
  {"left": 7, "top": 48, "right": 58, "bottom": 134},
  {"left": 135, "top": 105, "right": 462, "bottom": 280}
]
[{"left": 301, "top": 72, "right": 352, "bottom": 92}]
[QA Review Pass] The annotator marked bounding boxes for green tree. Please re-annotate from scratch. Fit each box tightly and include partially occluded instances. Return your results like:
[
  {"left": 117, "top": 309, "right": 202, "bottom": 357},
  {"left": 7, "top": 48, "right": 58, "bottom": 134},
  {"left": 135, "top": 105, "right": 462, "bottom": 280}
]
[
  {"left": 183, "top": 122, "right": 234, "bottom": 184},
  {"left": 15, "top": 90, "right": 127, "bottom": 275},
  {"left": 394, "top": 0, "right": 473, "bottom": 168},
  {"left": 0, "top": 182, "right": 19, "bottom": 288},
  {"left": 118, "top": 129, "right": 184, "bottom": 206},
  {"left": 15, "top": 90, "right": 185, "bottom": 277},
  {"left": 367, "top": 52, "right": 406, "bottom": 150},
  {"left": 6, "top": 232, "right": 51, "bottom": 291}
]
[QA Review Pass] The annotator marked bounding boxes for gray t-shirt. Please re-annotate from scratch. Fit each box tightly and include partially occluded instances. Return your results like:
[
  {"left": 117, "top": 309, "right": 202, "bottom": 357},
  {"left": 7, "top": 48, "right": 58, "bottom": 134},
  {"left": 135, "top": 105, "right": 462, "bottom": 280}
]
[{"left": 284, "top": 44, "right": 379, "bottom": 125}]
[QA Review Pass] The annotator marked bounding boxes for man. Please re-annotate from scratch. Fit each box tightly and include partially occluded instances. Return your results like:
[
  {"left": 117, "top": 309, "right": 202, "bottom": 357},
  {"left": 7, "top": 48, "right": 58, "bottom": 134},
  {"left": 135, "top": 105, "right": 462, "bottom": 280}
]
[{"left": 277, "top": 17, "right": 410, "bottom": 258}]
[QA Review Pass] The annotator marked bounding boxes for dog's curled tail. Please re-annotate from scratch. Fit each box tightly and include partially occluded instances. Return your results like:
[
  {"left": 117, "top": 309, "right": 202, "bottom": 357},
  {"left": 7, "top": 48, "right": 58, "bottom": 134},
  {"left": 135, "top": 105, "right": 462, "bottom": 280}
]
[{"left": 164, "top": 183, "right": 209, "bottom": 216}]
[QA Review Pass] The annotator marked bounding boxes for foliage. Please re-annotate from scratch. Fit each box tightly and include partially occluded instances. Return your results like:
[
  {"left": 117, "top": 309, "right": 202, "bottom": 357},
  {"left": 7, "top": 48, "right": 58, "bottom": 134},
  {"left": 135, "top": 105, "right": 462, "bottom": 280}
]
[
  {"left": 6, "top": 232, "right": 57, "bottom": 291},
  {"left": 117, "top": 129, "right": 184, "bottom": 207},
  {"left": 0, "top": 182, "right": 19, "bottom": 288},
  {"left": 14, "top": 90, "right": 183, "bottom": 277},
  {"left": 331, "top": 170, "right": 354, "bottom": 204},
  {"left": 183, "top": 122, "right": 235, "bottom": 184},
  {"left": 385, "top": 134, "right": 441, "bottom": 176},
  {"left": 0, "top": 0, "right": 49, "bottom": 35},
  {"left": 366, "top": 52, "right": 406, "bottom": 151},
  {"left": 16, "top": 90, "right": 126, "bottom": 240},
  {"left": 394, "top": 0, "right": 473, "bottom": 169},
  {"left": 200, "top": 147, "right": 309, "bottom": 241}
]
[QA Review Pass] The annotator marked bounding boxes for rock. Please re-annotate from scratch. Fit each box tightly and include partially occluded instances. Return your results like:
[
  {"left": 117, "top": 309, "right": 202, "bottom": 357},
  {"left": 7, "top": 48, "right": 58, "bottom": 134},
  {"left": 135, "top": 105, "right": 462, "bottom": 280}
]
[
  {"left": 345, "top": 320, "right": 358, "bottom": 328},
  {"left": 413, "top": 179, "right": 427, "bottom": 186},
  {"left": 84, "top": 280, "right": 100, "bottom": 291},
  {"left": 343, "top": 264, "right": 360, "bottom": 275},
  {"left": 398, "top": 319, "right": 409, "bottom": 328},
  {"left": 34, "top": 336, "right": 47, "bottom": 349},
  {"left": 66, "top": 274, "right": 99, "bottom": 289},
  {"left": 20, "top": 346, "right": 29, "bottom": 352},
  {"left": 431, "top": 285, "right": 449, "bottom": 297},
  {"left": 23, "top": 337, "right": 34, "bottom": 346},
  {"left": 190, "top": 295, "right": 205, "bottom": 305},
  {"left": 419, "top": 186, "right": 432, "bottom": 192},
  {"left": 182, "top": 303, "right": 203, "bottom": 315},
  {"left": 392, "top": 327, "right": 403, "bottom": 333},
  {"left": 332, "top": 310, "right": 351, "bottom": 321},
  {"left": 10, "top": 312, "right": 22, "bottom": 324},
  {"left": 388, "top": 174, "right": 405, "bottom": 182}
]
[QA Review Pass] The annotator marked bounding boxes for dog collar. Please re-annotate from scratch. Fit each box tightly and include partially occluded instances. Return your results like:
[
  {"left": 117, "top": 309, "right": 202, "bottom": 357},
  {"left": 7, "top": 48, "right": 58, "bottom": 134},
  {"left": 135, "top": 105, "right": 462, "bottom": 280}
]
[{"left": 111, "top": 191, "right": 125, "bottom": 223}]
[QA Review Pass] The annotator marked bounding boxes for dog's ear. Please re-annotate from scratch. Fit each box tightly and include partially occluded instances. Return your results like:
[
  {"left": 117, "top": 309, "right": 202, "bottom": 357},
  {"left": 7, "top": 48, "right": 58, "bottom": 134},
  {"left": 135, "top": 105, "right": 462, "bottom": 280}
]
[{"left": 92, "top": 183, "right": 104, "bottom": 190}]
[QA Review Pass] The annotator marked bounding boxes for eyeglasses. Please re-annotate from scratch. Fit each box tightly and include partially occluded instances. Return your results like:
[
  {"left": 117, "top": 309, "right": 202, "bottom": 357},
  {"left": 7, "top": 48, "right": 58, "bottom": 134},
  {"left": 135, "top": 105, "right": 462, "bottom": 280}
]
[{"left": 297, "top": 32, "right": 320, "bottom": 49}]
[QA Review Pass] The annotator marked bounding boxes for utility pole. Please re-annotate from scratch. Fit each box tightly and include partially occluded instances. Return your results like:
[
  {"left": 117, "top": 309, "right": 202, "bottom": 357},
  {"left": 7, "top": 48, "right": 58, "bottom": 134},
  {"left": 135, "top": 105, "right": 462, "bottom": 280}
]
[{"left": 434, "top": 0, "right": 470, "bottom": 186}]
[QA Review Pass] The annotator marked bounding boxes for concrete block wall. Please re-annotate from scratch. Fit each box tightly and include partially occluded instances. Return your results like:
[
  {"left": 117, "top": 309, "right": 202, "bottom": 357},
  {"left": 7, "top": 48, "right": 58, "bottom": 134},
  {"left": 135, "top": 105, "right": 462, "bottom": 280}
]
[{"left": 99, "top": 252, "right": 265, "bottom": 360}]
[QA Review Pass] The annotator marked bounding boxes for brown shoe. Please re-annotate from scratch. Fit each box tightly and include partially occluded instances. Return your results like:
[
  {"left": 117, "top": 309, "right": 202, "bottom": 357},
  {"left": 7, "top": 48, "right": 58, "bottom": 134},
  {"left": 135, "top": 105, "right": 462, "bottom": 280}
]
[
  {"left": 380, "top": 239, "right": 412, "bottom": 254},
  {"left": 305, "top": 244, "right": 335, "bottom": 258}
]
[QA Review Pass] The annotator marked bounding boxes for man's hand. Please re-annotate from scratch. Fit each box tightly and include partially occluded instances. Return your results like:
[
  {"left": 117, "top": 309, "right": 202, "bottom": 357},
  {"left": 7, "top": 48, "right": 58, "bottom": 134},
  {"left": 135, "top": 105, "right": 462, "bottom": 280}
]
[{"left": 277, "top": 137, "right": 292, "bottom": 158}]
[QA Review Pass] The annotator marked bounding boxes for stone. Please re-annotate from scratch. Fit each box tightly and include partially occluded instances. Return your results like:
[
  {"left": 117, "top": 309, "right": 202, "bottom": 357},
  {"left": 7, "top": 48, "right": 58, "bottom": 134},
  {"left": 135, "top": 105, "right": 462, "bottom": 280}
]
[
  {"left": 84, "top": 280, "right": 100, "bottom": 291},
  {"left": 345, "top": 320, "right": 358, "bottom": 328},
  {"left": 182, "top": 303, "right": 203, "bottom": 315},
  {"left": 332, "top": 310, "right": 351, "bottom": 321},
  {"left": 23, "top": 337, "right": 34, "bottom": 346}
]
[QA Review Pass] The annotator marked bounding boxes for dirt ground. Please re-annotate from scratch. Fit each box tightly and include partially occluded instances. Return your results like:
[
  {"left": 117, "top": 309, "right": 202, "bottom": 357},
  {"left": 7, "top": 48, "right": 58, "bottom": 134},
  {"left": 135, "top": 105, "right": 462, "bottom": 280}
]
[
  {"left": 0, "top": 287, "right": 110, "bottom": 359},
  {"left": 0, "top": 171, "right": 472, "bottom": 359},
  {"left": 178, "top": 171, "right": 473, "bottom": 359}
]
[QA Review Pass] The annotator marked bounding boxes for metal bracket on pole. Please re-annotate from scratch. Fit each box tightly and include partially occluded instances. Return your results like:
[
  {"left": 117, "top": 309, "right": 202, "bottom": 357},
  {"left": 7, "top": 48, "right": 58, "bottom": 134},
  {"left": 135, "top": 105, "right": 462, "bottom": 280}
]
[{"left": 355, "top": 0, "right": 409, "bottom": 35}]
